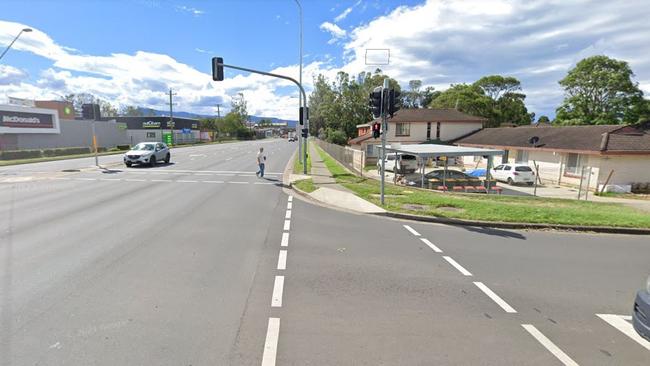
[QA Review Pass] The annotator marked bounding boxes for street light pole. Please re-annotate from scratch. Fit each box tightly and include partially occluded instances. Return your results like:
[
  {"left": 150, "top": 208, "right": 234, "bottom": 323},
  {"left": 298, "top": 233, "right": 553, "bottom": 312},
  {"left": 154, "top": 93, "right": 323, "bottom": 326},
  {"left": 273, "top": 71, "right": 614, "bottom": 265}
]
[
  {"left": 0, "top": 28, "right": 32, "bottom": 61},
  {"left": 293, "top": 0, "right": 305, "bottom": 171}
]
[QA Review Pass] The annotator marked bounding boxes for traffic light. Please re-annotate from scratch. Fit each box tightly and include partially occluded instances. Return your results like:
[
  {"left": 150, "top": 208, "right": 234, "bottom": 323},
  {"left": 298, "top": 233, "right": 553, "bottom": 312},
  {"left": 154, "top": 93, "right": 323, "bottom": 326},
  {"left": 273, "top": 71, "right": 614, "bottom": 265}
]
[
  {"left": 212, "top": 57, "right": 224, "bottom": 81},
  {"left": 369, "top": 87, "right": 383, "bottom": 118},
  {"left": 299, "top": 106, "right": 309, "bottom": 125},
  {"left": 372, "top": 122, "right": 381, "bottom": 138},
  {"left": 388, "top": 89, "right": 401, "bottom": 118},
  {"left": 301, "top": 128, "right": 308, "bottom": 138}
]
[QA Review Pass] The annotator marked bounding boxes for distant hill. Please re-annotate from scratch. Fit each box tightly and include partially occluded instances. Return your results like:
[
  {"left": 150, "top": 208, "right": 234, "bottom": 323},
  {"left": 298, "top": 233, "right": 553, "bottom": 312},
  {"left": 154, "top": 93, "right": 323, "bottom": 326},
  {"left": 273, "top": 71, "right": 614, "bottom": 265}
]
[{"left": 133, "top": 107, "right": 297, "bottom": 128}]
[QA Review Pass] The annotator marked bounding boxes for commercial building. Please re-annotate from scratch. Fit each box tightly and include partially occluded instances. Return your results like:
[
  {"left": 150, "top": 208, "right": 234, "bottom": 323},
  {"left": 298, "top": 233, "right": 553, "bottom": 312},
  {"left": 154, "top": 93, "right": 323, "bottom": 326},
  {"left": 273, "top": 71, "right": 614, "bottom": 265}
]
[{"left": 110, "top": 116, "right": 200, "bottom": 145}]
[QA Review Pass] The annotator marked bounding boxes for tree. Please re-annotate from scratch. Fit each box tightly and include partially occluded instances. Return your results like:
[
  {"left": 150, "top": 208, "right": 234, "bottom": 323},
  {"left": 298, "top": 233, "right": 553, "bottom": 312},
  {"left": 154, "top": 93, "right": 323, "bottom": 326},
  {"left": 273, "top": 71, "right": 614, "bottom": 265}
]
[
  {"left": 402, "top": 80, "right": 423, "bottom": 108},
  {"left": 421, "top": 86, "right": 440, "bottom": 107},
  {"left": 258, "top": 118, "right": 273, "bottom": 127},
  {"left": 555, "top": 55, "right": 645, "bottom": 125},
  {"left": 99, "top": 100, "right": 118, "bottom": 117},
  {"left": 537, "top": 115, "right": 550, "bottom": 124},
  {"left": 429, "top": 84, "right": 493, "bottom": 121},
  {"left": 121, "top": 105, "right": 143, "bottom": 117},
  {"left": 230, "top": 93, "right": 248, "bottom": 124}
]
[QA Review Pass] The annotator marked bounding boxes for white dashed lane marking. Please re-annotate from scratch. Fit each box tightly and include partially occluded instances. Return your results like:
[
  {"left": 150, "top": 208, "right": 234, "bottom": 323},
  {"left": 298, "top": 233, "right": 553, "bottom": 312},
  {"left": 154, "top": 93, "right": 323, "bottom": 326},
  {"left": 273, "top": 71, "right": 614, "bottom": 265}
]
[
  {"left": 522, "top": 324, "right": 579, "bottom": 366},
  {"left": 277, "top": 250, "right": 287, "bottom": 270},
  {"left": 442, "top": 256, "right": 473, "bottom": 276},
  {"left": 473, "top": 282, "right": 517, "bottom": 313},
  {"left": 283, "top": 220, "right": 291, "bottom": 231},
  {"left": 420, "top": 238, "right": 442, "bottom": 253},
  {"left": 285, "top": 210, "right": 292, "bottom": 219},
  {"left": 261, "top": 318, "right": 280, "bottom": 366},
  {"left": 271, "top": 275, "right": 284, "bottom": 307},
  {"left": 403, "top": 225, "right": 421, "bottom": 236},
  {"left": 280, "top": 232, "right": 289, "bottom": 247}
]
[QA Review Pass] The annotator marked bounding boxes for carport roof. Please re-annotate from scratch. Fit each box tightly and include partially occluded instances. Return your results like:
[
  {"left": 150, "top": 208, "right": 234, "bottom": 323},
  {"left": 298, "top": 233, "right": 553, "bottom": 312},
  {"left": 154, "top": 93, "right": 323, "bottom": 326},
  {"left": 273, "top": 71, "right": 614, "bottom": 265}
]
[{"left": 377, "top": 143, "right": 504, "bottom": 157}]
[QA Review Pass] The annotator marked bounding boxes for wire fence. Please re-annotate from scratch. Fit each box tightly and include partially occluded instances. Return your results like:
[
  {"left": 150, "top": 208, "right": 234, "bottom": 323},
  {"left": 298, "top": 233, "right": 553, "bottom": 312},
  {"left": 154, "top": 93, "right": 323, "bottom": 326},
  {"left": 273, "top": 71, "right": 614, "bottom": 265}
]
[{"left": 314, "top": 139, "right": 365, "bottom": 176}]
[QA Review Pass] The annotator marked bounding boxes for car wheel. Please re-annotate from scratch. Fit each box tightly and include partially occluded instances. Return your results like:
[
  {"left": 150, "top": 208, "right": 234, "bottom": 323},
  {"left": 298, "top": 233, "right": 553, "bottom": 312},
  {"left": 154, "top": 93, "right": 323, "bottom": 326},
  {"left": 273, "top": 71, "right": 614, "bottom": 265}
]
[
  {"left": 125, "top": 162, "right": 132, "bottom": 167},
  {"left": 527, "top": 182, "right": 534, "bottom": 186},
  {"left": 164, "top": 153, "right": 170, "bottom": 164},
  {"left": 507, "top": 177, "right": 514, "bottom": 185},
  {"left": 150, "top": 156, "right": 156, "bottom": 167}
]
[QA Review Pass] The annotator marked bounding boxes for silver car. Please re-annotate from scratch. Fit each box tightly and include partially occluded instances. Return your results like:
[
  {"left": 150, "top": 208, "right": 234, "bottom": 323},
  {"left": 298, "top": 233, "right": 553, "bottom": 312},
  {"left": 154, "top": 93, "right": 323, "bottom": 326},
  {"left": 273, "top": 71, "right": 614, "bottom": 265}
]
[{"left": 124, "top": 142, "right": 170, "bottom": 167}]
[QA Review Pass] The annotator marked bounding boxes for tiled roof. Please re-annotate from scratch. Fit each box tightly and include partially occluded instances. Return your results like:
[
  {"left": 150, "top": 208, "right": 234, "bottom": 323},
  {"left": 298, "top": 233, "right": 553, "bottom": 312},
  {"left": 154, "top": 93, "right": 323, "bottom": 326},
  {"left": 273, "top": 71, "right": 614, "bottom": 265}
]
[{"left": 370, "top": 108, "right": 486, "bottom": 123}]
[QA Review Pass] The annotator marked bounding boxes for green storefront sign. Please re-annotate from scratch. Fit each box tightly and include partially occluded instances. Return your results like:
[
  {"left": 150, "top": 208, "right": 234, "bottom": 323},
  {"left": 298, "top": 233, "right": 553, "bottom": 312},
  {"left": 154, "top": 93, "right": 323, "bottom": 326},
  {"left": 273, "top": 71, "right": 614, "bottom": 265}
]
[{"left": 163, "top": 132, "right": 173, "bottom": 146}]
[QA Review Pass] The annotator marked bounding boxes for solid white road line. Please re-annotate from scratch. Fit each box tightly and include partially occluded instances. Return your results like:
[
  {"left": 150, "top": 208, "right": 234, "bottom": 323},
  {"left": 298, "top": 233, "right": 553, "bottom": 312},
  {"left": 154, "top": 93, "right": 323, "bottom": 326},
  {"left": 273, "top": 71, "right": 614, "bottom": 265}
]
[
  {"left": 125, "top": 179, "right": 146, "bottom": 182},
  {"left": 277, "top": 250, "right": 287, "bottom": 270},
  {"left": 204, "top": 180, "right": 225, "bottom": 184},
  {"left": 229, "top": 181, "right": 249, "bottom": 184},
  {"left": 271, "top": 276, "right": 284, "bottom": 307},
  {"left": 177, "top": 180, "right": 198, "bottom": 183},
  {"left": 522, "top": 324, "right": 579, "bottom": 366},
  {"left": 254, "top": 182, "right": 275, "bottom": 185},
  {"left": 403, "top": 225, "right": 421, "bottom": 236},
  {"left": 288, "top": 195, "right": 293, "bottom": 202},
  {"left": 74, "top": 178, "right": 96, "bottom": 181},
  {"left": 596, "top": 314, "right": 650, "bottom": 351},
  {"left": 283, "top": 220, "right": 291, "bottom": 231},
  {"left": 442, "top": 256, "right": 473, "bottom": 276},
  {"left": 473, "top": 282, "right": 517, "bottom": 313},
  {"left": 287, "top": 202, "right": 292, "bottom": 209},
  {"left": 420, "top": 238, "right": 442, "bottom": 253},
  {"left": 151, "top": 179, "right": 172, "bottom": 182},
  {"left": 99, "top": 178, "right": 121, "bottom": 181},
  {"left": 281, "top": 232, "right": 289, "bottom": 247},
  {"left": 261, "top": 317, "right": 280, "bottom": 366},
  {"left": 285, "top": 210, "right": 292, "bottom": 219}
]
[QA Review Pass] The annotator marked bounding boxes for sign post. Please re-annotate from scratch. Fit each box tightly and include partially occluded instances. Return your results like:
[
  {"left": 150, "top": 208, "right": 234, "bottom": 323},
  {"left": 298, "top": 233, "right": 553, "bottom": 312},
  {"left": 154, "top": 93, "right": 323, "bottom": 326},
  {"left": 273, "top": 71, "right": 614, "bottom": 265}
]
[{"left": 163, "top": 132, "right": 173, "bottom": 146}]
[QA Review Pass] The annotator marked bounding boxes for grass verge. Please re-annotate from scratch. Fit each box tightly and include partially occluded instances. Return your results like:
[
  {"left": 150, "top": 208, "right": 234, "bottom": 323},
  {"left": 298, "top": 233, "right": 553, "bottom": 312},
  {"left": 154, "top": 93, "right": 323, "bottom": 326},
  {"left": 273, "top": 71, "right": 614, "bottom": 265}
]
[
  {"left": 293, "top": 141, "right": 312, "bottom": 174},
  {"left": 314, "top": 144, "right": 650, "bottom": 228},
  {"left": 294, "top": 178, "right": 317, "bottom": 193}
]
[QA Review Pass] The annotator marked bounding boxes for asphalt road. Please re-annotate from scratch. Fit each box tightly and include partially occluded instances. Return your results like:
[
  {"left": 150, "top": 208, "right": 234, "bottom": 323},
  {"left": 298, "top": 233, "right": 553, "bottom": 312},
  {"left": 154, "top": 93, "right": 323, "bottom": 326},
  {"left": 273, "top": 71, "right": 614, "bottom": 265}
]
[{"left": 1, "top": 139, "right": 649, "bottom": 365}]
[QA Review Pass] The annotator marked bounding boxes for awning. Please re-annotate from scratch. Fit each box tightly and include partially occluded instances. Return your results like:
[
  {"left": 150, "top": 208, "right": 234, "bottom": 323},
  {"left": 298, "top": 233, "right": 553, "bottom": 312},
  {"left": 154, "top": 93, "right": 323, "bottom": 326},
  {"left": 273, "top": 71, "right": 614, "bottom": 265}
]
[{"left": 376, "top": 143, "right": 504, "bottom": 158}]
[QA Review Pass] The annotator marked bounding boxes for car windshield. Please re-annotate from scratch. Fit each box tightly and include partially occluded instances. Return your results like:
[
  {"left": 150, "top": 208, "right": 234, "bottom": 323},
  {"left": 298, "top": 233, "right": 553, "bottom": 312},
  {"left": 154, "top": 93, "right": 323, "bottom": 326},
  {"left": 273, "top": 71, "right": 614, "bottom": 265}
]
[{"left": 132, "top": 143, "right": 155, "bottom": 151}]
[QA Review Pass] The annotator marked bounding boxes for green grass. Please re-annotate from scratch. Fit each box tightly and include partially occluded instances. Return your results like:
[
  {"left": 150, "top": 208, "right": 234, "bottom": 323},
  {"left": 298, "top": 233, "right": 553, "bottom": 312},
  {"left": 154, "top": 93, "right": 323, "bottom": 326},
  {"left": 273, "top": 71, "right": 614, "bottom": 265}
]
[
  {"left": 314, "top": 144, "right": 650, "bottom": 228},
  {"left": 293, "top": 141, "right": 312, "bottom": 174},
  {"left": 595, "top": 192, "right": 650, "bottom": 200},
  {"left": 294, "top": 178, "right": 317, "bottom": 193}
]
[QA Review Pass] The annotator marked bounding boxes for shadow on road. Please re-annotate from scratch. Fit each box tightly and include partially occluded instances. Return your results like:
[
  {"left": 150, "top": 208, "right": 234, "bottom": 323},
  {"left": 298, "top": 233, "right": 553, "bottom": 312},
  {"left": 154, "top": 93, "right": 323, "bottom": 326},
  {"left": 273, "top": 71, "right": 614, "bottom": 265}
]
[
  {"left": 461, "top": 225, "right": 527, "bottom": 240},
  {"left": 126, "top": 162, "right": 176, "bottom": 169}
]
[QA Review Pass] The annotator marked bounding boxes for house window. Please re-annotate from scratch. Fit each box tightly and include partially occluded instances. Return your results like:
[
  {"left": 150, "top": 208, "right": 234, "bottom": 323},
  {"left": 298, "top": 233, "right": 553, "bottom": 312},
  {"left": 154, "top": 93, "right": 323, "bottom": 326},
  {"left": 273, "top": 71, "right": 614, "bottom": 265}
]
[
  {"left": 366, "top": 144, "right": 374, "bottom": 157},
  {"left": 565, "top": 153, "right": 585, "bottom": 175},
  {"left": 502, "top": 150, "right": 509, "bottom": 164},
  {"left": 436, "top": 122, "right": 441, "bottom": 139},
  {"left": 395, "top": 123, "right": 410, "bottom": 136},
  {"left": 146, "top": 132, "right": 156, "bottom": 138},
  {"left": 515, "top": 150, "right": 529, "bottom": 163},
  {"left": 426, "top": 123, "right": 431, "bottom": 139}
]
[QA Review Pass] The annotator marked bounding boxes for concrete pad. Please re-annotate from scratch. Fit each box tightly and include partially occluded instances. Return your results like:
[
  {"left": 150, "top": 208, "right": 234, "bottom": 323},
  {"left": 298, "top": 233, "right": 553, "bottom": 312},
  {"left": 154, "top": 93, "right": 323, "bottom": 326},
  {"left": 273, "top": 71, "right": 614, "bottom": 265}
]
[
  {"left": 309, "top": 186, "right": 386, "bottom": 213},
  {"left": 288, "top": 173, "right": 310, "bottom": 183}
]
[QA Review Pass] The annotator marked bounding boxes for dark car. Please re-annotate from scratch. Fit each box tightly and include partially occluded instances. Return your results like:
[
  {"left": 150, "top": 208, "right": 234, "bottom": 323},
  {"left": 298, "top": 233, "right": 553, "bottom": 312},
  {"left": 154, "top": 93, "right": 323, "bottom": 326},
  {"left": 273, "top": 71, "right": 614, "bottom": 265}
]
[
  {"left": 406, "top": 169, "right": 480, "bottom": 188},
  {"left": 633, "top": 275, "right": 650, "bottom": 341}
]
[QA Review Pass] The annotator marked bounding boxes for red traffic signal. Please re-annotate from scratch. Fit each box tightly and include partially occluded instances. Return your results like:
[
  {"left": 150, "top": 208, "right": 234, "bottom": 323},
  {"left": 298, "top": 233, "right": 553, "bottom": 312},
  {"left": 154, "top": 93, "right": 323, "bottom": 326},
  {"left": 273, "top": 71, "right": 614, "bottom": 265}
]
[{"left": 372, "top": 122, "right": 381, "bottom": 138}]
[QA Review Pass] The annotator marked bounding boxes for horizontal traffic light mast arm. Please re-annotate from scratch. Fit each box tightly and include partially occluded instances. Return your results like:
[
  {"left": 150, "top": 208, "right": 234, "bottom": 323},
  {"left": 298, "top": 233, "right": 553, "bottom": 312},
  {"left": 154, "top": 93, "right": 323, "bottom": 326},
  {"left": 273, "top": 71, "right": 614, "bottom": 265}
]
[{"left": 216, "top": 61, "right": 307, "bottom": 106}]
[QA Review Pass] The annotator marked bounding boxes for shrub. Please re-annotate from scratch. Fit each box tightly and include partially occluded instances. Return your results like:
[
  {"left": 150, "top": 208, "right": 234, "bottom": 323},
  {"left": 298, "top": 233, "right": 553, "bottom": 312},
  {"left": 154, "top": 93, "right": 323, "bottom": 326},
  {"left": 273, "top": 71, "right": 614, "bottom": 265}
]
[
  {"left": 326, "top": 129, "right": 348, "bottom": 145},
  {"left": 0, "top": 149, "right": 43, "bottom": 160},
  {"left": 42, "top": 147, "right": 91, "bottom": 157},
  {"left": 116, "top": 145, "right": 131, "bottom": 150}
]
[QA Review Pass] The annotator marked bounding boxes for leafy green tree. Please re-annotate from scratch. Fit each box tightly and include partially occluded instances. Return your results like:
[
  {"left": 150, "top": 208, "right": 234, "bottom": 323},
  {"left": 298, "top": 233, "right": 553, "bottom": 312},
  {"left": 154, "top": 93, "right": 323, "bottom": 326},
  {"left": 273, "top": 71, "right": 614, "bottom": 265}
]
[
  {"left": 121, "top": 105, "right": 143, "bottom": 117},
  {"left": 402, "top": 80, "right": 423, "bottom": 108},
  {"left": 258, "top": 118, "right": 273, "bottom": 127},
  {"left": 429, "top": 84, "right": 492, "bottom": 121},
  {"left": 421, "top": 86, "right": 440, "bottom": 107},
  {"left": 555, "top": 55, "right": 645, "bottom": 125},
  {"left": 230, "top": 93, "right": 248, "bottom": 124},
  {"left": 537, "top": 115, "right": 550, "bottom": 124},
  {"left": 474, "top": 75, "right": 534, "bottom": 126}
]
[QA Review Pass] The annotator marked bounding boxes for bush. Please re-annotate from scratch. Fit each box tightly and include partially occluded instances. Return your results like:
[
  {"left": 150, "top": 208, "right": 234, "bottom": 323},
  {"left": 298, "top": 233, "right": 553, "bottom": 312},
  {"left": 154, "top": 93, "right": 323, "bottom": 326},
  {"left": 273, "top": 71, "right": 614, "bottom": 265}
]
[
  {"left": 116, "top": 145, "right": 131, "bottom": 150},
  {"left": 326, "top": 129, "right": 348, "bottom": 145},
  {"left": 0, "top": 149, "right": 42, "bottom": 160},
  {"left": 41, "top": 147, "right": 91, "bottom": 157}
]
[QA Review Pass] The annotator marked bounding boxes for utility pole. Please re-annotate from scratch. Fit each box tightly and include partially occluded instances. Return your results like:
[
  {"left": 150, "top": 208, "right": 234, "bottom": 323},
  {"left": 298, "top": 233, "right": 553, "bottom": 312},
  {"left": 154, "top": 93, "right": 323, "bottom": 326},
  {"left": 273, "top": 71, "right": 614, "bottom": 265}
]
[
  {"left": 380, "top": 78, "right": 389, "bottom": 205},
  {"left": 167, "top": 88, "right": 177, "bottom": 144}
]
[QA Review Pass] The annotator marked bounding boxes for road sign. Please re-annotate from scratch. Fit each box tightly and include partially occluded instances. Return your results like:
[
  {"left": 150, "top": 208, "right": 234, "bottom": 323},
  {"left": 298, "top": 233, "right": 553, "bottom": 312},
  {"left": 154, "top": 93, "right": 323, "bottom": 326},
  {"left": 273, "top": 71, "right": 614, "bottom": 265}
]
[
  {"left": 163, "top": 132, "right": 173, "bottom": 145},
  {"left": 182, "top": 128, "right": 191, "bottom": 134}
]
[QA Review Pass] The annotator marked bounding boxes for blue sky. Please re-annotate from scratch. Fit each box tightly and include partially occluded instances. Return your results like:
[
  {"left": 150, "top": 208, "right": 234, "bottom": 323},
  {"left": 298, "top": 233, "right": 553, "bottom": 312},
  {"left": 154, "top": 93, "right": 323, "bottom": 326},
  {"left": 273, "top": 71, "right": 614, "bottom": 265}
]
[{"left": 1, "top": 0, "right": 649, "bottom": 120}]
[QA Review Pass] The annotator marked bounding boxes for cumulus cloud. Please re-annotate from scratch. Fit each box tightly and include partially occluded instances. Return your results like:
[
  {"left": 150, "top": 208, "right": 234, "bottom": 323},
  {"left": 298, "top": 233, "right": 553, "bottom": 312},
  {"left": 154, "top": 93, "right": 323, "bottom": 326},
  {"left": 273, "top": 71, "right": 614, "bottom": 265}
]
[
  {"left": 176, "top": 5, "right": 205, "bottom": 16},
  {"left": 0, "top": 65, "right": 28, "bottom": 85},
  {"left": 320, "top": 22, "right": 347, "bottom": 40}
]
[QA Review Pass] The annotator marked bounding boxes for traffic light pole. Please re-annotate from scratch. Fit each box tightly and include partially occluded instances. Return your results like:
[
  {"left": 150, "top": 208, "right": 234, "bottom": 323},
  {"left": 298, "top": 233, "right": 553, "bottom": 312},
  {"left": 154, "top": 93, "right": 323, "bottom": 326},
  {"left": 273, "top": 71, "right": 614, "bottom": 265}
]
[
  {"left": 380, "top": 78, "right": 389, "bottom": 205},
  {"left": 214, "top": 60, "right": 309, "bottom": 174}
]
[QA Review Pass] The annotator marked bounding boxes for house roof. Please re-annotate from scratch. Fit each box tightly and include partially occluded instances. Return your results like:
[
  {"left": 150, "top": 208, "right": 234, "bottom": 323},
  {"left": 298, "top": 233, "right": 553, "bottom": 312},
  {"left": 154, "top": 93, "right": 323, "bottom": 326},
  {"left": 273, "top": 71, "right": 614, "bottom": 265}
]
[
  {"left": 348, "top": 133, "right": 375, "bottom": 145},
  {"left": 456, "top": 124, "right": 650, "bottom": 154},
  {"left": 370, "top": 108, "right": 486, "bottom": 123}
]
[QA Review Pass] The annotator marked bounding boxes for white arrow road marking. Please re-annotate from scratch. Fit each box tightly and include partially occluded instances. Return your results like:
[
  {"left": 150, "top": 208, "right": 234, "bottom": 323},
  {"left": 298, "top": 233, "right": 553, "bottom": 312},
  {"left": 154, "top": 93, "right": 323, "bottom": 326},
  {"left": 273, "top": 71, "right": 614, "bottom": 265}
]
[{"left": 596, "top": 314, "right": 650, "bottom": 351}]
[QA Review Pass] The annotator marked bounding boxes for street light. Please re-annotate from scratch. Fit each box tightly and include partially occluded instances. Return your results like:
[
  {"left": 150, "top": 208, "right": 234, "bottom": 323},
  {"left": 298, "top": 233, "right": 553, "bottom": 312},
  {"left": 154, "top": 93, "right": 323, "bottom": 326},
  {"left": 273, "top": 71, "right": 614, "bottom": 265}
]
[
  {"left": 293, "top": 0, "right": 306, "bottom": 171},
  {"left": 0, "top": 28, "right": 32, "bottom": 61}
]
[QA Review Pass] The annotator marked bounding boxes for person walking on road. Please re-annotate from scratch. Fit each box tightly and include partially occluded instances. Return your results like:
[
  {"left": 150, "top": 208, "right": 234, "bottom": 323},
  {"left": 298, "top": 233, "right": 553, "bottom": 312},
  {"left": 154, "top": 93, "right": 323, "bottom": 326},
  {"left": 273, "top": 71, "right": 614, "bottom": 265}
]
[{"left": 256, "top": 147, "right": 266, "bottom": 177}]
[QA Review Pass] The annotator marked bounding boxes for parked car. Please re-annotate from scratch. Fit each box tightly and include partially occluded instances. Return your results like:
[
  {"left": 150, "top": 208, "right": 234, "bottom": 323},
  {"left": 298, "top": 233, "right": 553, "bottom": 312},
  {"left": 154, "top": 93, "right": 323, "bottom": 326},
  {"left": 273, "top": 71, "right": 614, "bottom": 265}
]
[
  {"left": 124, "top": 142, "right": 170, "bottom": 167},
  {"left": 633, "top": 275, "right": 650, "bottom": 342},
  {"left": 288, "top": 136, "right": 296, "bottom": 142},
  {"left": 377, "top": 153, "right": 418, "bottom": 174},
  {"left": 491, "top": 163, "right": 535, "bottom": 185},
  {"left": 406, "top": 169, "right": 480, "bottom": 187}
]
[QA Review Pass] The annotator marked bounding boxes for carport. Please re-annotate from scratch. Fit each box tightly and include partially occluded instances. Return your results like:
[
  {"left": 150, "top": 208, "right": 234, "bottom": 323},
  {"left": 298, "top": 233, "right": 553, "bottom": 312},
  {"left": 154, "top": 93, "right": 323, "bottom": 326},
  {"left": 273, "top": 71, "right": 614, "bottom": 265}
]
[{"left": 377, "top": 143, "right": 505, "bottom": 192}]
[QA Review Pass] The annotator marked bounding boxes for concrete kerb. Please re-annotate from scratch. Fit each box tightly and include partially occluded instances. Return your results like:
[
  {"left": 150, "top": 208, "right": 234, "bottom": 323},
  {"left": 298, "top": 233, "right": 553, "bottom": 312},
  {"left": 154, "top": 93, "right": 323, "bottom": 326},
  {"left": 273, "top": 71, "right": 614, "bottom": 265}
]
[{"left": 285, "top": 145, "right": 650, "bottom": 236}]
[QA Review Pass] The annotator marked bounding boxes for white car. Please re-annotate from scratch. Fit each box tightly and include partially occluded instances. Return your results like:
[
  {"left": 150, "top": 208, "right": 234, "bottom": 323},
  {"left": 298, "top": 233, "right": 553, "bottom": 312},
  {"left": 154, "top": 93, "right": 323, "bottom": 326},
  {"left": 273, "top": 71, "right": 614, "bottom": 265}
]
[
  {"left": 377, "top": 153, "right": 418, "bottom": 174},
  {"left": 491, "top": 163, "right": 535, "bottom": 185},
  {"left": 124, "top": 142, "right": 170, "bottom": 167}
]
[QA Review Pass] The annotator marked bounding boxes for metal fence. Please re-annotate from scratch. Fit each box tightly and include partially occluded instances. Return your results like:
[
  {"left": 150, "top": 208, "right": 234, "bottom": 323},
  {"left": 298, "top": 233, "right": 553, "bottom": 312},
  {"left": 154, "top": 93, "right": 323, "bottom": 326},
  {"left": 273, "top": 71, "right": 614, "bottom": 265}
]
[{"left": 314, "top": 139, "right": 365, "bottom": 176}]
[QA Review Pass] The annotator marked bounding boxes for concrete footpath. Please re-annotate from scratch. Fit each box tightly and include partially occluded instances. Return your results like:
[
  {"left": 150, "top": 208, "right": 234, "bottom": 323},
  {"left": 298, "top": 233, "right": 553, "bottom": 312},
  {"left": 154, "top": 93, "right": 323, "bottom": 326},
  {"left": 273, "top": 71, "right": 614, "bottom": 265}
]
[{"left": 290, "top": 143, "right": 384, "bottom": 214}]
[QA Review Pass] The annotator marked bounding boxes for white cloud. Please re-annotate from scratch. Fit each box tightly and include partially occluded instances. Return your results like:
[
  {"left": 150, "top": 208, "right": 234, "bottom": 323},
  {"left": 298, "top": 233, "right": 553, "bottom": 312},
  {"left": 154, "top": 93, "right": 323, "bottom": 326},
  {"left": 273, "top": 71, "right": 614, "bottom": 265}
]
[
  {"left": 176, "top": 5, "right": 205, "bottom": 16},
  {"left": 320, "top": 21, "right": 347, "bottom": 45},
  {"left": 334, "top": 7, "right": 353, "bottom": 22},
  {"left": 0, "top": 65, "right": 28, "bottom": 85}
]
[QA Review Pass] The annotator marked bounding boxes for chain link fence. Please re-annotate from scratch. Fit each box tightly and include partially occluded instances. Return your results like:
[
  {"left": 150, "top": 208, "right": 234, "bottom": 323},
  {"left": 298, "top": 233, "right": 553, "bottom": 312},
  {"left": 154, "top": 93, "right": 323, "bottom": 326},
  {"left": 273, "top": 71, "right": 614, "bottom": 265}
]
[{"left": 314, "top": 139, "right": 365, "bottom": 176}]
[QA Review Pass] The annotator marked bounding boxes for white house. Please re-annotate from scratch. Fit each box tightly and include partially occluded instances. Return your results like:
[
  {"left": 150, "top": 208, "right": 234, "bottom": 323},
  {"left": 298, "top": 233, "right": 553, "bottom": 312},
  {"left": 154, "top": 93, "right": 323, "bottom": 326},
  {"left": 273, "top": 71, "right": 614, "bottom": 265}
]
[
  {"left": 349, "top": 108, "right": 485, "bottom": 163},
  {"left": 456, "top": 124, "right": 650, "bottom": 193}
]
